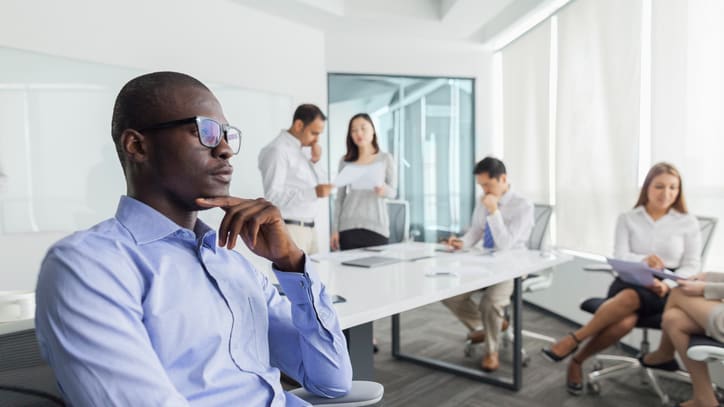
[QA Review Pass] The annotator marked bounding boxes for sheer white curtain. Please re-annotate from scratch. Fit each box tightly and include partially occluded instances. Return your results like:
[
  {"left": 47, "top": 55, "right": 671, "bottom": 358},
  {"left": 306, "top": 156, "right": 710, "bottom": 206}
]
[
  {"left": 652, "top": 0, "right": 724, "bottom": 269},
  {"left": 555, "top": 0, "right": 642, "bottom": 254},
  {"left": 502, "top": 20, "right": 551, "bottom": 205}
]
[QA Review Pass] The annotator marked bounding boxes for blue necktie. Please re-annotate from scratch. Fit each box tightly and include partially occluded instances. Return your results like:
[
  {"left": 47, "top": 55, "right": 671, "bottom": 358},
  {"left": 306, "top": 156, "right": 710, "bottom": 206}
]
[{"left": 483, "top": 221, "right": 495, "bottom": 249}]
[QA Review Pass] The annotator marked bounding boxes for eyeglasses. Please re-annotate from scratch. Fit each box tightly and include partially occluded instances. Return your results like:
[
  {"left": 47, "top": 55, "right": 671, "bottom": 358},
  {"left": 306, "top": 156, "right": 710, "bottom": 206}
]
[{"left": 139, "top": 116, "right": 242, "bottom": 155}]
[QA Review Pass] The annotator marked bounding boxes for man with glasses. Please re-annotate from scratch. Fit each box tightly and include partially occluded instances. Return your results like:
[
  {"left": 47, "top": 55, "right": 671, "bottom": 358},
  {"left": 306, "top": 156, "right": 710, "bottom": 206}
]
[
  {"left": 258, "top": 104, "right": 334, "bottom": 255},
  {"left": 35, "top": 72, "right": 352, "bottom": 406}
]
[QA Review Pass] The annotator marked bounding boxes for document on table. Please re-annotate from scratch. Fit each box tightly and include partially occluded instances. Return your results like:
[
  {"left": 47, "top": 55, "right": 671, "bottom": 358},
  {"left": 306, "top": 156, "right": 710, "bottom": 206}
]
[
  {"left": 311, "top": 251, "right": 372, "bottom": 263},
  {"left": 607, "top": 258, "right": 681, "bottom": 287},
  {"left": 425, "top": 264, "right": 490, "bottom": 278},
  {"left": 332, "top": 162, "right": 385, "bottom": 190}
]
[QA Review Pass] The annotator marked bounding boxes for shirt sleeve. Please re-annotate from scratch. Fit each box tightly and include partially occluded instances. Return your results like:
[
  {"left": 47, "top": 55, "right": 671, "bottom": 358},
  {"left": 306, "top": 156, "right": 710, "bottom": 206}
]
[
  {"left": 332, "top": 159, "right": 347, "bottom": 234},
  {"left": 486, "top": 199, "right": 534, "bottom": 250},
  {"left": 613, "top": 213, "right": 647, "bottom": 262},
  {"left": 259, "top": 146, "right": 317, "bottom": 208},
  {"left": 461, "top": 203, "right": 485, "bottom": 248},
  {"left": 704, "top": 282, "right": 724, "bottom": 300},
  {"left": 705, "top": 272, "right": 724, "bottom": 283},
  {"left": 35, "top": 245, "right": 189, "bottom": 407},
  {"left": 265, "top": 256, "right": 352, "bottom": 398}
]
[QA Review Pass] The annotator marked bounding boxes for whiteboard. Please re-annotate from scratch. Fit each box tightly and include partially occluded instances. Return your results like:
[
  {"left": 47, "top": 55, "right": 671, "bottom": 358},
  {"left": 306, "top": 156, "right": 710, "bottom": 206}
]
[{"left": 0, "top": 47, "right": 293, "bottom": 289}]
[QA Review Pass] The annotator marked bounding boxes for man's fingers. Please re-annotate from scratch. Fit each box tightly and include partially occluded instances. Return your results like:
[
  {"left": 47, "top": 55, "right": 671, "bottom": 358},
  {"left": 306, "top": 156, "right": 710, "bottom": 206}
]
[
  {"left": 196, "top": 196, "right": 245, "bottom": 209},
  {"left": 217, "top": 199, "right": 277, "bottom": 249},
  {"left": 244, "top": 205, "right": 279, "bottom": 248},
  {"left": 226, "top": 211, "right": 246, "bottom": 250},
  {"left": 215, "top": 199, "right": 271, "bottom": 246}
]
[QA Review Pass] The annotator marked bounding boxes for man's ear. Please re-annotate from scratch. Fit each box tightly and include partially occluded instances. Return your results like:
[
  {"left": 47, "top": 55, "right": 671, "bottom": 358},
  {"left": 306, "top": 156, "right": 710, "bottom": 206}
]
[
  {"left": 500, "top": 174, "right": 508, "bottom": 185},
  {"left": 292, "top": 119, "right": 304, "bottom": 134},
  {"left": 120, "top": 129, "right": 150, "bottom": 164}
]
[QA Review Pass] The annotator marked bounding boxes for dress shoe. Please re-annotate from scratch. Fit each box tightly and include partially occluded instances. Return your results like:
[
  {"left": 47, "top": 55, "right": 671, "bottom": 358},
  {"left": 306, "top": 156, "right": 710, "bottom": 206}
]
[
  {"left": 542, "top": 332, "right": 581, "bottom": 363},
  {"left": 566, "top": 357, "right": 584, "bottom": 396},
  {"left": 466, "top": 319, "right": 510, "bottom": 344},
  {"left": 638, "top": 353, "right": 679, "bottom": 371},
  {"left": 481, "top": 352, "right": 500, "bottom": 371}
]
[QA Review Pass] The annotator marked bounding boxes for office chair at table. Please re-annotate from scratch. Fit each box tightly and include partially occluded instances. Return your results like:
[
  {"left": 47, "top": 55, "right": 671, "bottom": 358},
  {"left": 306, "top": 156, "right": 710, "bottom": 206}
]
[
  {"left": 685, "top": 335, "right": 724, "bottom": 402},
  {"left": 291, "top": 381, "right": 384, "bottom": 406},
  {"left": 464, "top": 203, "right": 555, "bottom": 366},
  {"left": 2, "top": 329, "right": 384, "bottom": 407},
  {"left": 386, "top": 199, "right": 410, "bottom": 244},
  {"left": 579, "top": 215, "right": 717, "bottom": 404}
]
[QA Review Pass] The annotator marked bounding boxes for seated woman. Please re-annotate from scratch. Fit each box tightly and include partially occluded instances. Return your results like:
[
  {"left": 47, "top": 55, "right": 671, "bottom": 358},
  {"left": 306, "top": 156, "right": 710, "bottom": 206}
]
[
  {"left": 649, "top": 274, "right": 724, "bottom": 407},
  {"left": 542, "top": 162, "right": 702, "bottom": 394}
]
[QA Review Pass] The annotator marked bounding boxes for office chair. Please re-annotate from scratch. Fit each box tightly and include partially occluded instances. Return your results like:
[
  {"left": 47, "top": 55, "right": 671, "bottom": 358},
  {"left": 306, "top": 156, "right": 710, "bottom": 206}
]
[
  {"left": 688, "top": 335, "right": 724, "bottom": 363},
  {"left": 686, "top": 335, "right": 724, "bottom": 402},
  {"left": 386, "top": 199, "right": 410, "bottom": 244},
  {"left": 0, "top": 330, "right": 65, "bottom": 406},
  {"left": 464, "top": 203, "right": 555, "bottom": 366},
  {"left": 580, "top": 216, "right": 718, "bottom": 404},
  {"left": 1, "top": 328, "right": 384, "bottom": 407},
  {"left": 291, "top": 381, "right": 384, "bottom": 406}
]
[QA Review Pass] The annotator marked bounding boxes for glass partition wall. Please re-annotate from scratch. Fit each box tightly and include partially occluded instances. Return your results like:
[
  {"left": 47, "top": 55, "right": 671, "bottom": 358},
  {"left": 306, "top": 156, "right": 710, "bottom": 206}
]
[{"left": 328, "top": 74, "right": 475, "bottom": 242}]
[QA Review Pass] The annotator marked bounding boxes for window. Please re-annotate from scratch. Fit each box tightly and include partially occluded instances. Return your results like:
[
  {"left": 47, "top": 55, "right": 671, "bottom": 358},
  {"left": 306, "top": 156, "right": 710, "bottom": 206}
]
[{"left": 328, "top": 74, "right": 475, "bottom": 241}]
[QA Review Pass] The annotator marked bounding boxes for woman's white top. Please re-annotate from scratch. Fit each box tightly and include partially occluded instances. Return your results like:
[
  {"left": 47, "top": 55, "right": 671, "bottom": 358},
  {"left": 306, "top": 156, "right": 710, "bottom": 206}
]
[{"left": 614, "top": 206, "right": 702, "bottom": 279}]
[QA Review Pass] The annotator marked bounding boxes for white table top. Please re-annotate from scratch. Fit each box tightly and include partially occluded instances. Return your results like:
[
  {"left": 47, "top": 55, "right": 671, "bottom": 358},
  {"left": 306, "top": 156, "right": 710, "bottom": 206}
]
[
  {"left": 302, "top": 242, "right": 572, "bottom": 329},
  {"left": 0, "top": 242, "right": 571, "bottom": 335}
]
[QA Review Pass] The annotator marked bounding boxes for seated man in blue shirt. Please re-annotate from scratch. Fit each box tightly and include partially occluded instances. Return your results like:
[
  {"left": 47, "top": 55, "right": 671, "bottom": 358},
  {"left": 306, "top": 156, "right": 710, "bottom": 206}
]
[{"left": 35, "top": 71, "right": 352, "bottom": 406}]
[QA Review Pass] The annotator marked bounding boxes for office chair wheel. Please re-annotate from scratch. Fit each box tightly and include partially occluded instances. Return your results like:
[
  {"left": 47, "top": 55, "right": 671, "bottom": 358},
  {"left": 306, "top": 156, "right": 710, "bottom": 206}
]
[
  {"left": 464, "top": 341, "right": 474, "bottom": 358},
  {"left": 715, "top": 387, "right": 724, "bottom": 403},
  {"left": 586, "top": 381, "right": 602, "bottom": 395},
  {"left": 522, "top": 354, "right": 531, "bottom": 367},
  {"left": 592, "top": 361, "right": 604, "bottom": 372}
]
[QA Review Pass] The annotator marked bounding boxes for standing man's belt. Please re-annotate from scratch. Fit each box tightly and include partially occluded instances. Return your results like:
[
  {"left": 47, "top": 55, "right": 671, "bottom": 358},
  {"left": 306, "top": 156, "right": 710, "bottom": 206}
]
[{"left": 284, "top": 219, "right": 315, "bottom": 228}]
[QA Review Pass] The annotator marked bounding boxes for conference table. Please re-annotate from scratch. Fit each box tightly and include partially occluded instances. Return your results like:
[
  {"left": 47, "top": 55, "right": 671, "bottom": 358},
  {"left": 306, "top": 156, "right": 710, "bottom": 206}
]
[
  {"left": 0, "top": 242, "right": 571, "bottom": 392},
  {"left": 299, "top": 242, "right": 572, "bottom": 391}
]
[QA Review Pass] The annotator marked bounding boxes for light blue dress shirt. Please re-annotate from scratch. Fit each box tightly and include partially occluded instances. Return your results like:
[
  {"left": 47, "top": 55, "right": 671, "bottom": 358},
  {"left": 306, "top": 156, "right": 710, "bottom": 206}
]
[{"left": 35, "top": 196, "right": 352, "bottom": 406}]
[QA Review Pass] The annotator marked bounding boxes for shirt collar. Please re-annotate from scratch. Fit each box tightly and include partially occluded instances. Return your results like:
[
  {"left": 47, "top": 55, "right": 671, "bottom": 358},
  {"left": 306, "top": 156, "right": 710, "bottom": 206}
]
[
  {"left": 633, "top": 205, "right": 681, "bottom": 223},
  {"left": 280, "top": 130, "right": 303, "bottom": 149},
  {"left": 115, "top": 196, "right": 217, "bottom": 249},
  {"left": 498, "top": 187, "right": 514, "bottom": 206}
]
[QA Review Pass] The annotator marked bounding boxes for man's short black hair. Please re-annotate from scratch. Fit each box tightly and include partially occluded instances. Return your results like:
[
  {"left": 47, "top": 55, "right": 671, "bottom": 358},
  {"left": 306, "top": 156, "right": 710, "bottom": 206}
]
[
  {"left": 292, "top": 104, "right": 326, "bottom": 126},
  {"left": 473, "top": 156, "right": 507, "bottom": 179},
  {"left": 111, "top": 71, "right": 210, "bottom": 168}
]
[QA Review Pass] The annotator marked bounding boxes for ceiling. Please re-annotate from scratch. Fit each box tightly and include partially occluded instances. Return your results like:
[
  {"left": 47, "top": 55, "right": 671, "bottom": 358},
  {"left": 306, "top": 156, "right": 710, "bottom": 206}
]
[{"left": 231, "top": 0, "right": 549, "bottom": 45}]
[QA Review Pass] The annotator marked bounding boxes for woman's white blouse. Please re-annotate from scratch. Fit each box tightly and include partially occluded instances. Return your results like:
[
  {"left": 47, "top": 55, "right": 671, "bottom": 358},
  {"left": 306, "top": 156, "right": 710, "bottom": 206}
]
[{"left": 614, "top": 206, "right": 702, "bottom": 278}]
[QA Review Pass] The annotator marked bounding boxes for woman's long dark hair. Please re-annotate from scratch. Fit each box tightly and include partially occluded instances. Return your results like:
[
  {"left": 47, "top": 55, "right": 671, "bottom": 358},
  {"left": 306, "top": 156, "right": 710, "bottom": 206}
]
[
  {"left": 343, "top": 113, "right": 380, "bottom": 162},
  {"left": 635, "top": 162, "right": 688, "bottom": 214}
]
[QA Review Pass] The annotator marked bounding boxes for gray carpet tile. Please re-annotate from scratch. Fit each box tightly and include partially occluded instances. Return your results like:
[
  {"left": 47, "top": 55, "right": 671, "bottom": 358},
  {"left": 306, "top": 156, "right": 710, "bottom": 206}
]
[{"left": 371, "top": 302, "right": 693, "bottom": 407}]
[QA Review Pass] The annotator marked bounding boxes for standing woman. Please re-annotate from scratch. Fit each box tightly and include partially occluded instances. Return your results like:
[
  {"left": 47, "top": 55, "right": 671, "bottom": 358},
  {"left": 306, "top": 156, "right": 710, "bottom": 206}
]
[
  {"left": 542, "top": 162, "right": 702, "bottom": 395},
  {"left": 331, "top": 113, "right": 397, "bottom": 251}
]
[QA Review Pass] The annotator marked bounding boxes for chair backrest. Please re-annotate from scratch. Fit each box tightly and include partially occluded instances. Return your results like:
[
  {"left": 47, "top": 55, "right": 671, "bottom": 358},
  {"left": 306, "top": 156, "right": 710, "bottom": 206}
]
[
  {"left": 696, "top": 216, "right": 717, "bottom": 264},
  {"left": 387, "top": 200, "right": 409, "bottom": 244},
  {"left": 528, "top": 204, "right": 554, "bottom": 250}
]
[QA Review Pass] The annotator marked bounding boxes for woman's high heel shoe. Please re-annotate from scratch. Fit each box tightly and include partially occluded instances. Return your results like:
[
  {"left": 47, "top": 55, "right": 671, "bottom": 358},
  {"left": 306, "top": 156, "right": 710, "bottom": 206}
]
[{"left": 542, "top": 332, "right": 581, "bottom": 362}]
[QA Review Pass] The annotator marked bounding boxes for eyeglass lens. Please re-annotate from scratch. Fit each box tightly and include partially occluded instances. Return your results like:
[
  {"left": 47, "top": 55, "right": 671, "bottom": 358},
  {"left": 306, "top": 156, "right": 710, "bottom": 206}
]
[{"left": 198, "top": 118, "right": 241, "bottom": 154}]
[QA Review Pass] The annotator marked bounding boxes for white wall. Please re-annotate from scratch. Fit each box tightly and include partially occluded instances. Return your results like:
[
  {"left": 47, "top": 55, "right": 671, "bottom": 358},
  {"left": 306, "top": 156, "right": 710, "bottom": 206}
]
[
  {"left": 0, "top": 0, "right": 327, "bottom": 107},
  {"left": 325, "top": 34, "right": 495, "bottom": 162},
  {"left": 0, "top": 0, "right": 331, "bottom": 291}
]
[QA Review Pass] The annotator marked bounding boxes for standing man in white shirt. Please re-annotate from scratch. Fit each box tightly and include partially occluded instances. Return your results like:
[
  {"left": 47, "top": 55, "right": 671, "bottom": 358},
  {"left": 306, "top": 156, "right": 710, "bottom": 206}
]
[
  {"left": 442, "top": 157, "right": 534, "bottom": 372},
  {"left": 258, "top": 104, "right": 334, "bottom": 254}
]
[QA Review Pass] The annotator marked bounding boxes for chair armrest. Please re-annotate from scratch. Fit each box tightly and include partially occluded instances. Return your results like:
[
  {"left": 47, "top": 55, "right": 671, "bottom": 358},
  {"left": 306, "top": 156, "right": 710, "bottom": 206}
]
[
  {"left": 583, "top": 263, "right": 613, "bottom": 272},
  {"left": 522, "top": 269, "right": 553, "bottom": 293},
  {"left": 687, "top": 335, "right": 724, "bottom": 362},
  {"left": 290, "top": 380, "right": 384, "bottom": 406}
]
